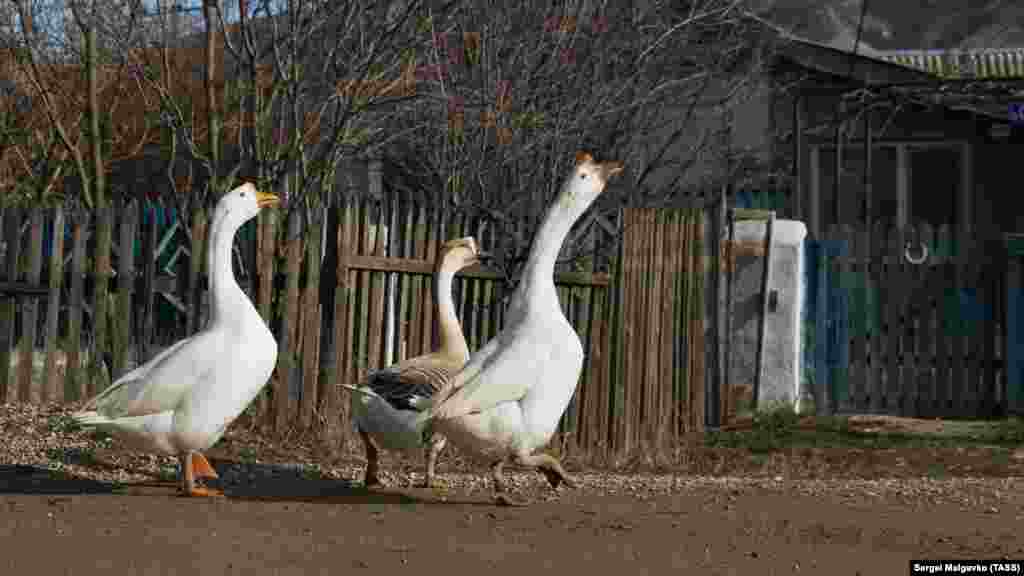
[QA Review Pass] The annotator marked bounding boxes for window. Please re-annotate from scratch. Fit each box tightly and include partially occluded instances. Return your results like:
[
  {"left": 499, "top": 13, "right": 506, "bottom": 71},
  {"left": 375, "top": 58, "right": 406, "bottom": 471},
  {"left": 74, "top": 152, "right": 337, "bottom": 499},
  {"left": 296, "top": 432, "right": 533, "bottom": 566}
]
[
  {"left": 870, "top": 147, "right": 900, "bottom": 227},
  {"left": 810, "top": 141, "right": 966, "bottom": 233},
  {"left": 818, "top": 146, "right": 900, "bottom": 228},
  {"left": 908, "top": 145, "right": 959, "bottom": 229}
]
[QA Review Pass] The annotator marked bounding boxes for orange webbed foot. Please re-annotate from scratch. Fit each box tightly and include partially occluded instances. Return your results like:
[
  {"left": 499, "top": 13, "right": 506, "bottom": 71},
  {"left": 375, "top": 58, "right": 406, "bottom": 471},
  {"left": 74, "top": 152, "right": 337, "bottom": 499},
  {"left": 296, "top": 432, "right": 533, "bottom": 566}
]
[{"left": 183, "top": 486, "right": 225, "bottom": 498}]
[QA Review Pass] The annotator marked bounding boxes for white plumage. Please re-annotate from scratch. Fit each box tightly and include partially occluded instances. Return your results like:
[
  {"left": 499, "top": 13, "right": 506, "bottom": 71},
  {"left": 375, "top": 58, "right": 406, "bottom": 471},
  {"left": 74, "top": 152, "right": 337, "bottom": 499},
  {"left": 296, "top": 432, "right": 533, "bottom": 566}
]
[
  {"left": 72, "top": 183, "right": 280, "bottom": 497},
  {"left": 412, "top": 152, "right": 624, "bottom": 505}
]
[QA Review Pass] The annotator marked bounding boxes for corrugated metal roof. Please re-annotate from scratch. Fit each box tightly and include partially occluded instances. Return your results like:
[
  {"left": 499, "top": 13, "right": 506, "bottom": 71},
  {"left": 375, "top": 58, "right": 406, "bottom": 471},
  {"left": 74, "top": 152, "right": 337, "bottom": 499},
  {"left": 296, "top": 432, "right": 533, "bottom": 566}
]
[{"left": 875, "top": 49, "right": 1024, "bottom": 78}]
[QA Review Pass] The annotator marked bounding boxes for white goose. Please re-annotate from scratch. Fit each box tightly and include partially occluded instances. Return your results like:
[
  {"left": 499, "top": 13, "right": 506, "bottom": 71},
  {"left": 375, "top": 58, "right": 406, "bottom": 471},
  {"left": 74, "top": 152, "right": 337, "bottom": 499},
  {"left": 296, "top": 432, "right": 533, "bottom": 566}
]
[
  {"left": 72, "top": 183, "right": 280, "bottom": 497},
  {"left": 412, "top": 152, "right": 623, "bottom": 505},
  {"left": 340, "top": 237, "right": 483, "bottom": 488}
]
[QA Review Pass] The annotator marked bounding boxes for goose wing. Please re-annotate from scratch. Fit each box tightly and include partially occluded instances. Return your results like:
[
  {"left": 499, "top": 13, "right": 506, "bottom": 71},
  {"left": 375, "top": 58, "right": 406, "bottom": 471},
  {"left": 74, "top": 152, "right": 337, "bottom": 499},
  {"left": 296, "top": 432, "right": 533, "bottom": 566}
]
[
  {"left": 420, "top": 323, "right": 538, "bottom": 421},
  {"left": 76, "top": 331, "right": 220, "bottom": 419},
  {"left": 364, "top": 355, "right": 460, "bottom": 412}
]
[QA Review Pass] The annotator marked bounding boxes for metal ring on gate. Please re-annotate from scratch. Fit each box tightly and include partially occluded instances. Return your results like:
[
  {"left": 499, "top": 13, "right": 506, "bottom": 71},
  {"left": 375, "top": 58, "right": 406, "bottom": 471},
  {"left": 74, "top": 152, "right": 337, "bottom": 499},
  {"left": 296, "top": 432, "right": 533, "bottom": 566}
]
[{"left": 904, "top": 240, "right": 928, "bottom": 265}]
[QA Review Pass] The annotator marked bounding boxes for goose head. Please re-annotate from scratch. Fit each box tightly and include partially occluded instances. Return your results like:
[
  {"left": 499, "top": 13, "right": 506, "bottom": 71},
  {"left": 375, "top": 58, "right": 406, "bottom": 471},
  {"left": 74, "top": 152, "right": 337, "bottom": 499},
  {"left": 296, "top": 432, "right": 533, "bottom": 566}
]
[
  {"left": 556, "top": 151, "right": 624, "bottom": 221},
  {"left": 213, "top": 182, "right": 281, "bottom": 232},
  {"left": 436, "top": 236, "right": 485, "bottom": 273}
]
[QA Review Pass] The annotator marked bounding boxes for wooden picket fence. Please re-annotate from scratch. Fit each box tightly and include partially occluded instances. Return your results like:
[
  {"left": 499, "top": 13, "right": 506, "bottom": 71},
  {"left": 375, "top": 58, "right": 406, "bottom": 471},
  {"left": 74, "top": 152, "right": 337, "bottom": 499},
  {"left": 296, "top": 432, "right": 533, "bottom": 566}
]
[
  {"left": 0, "top": 195, "right": 710, "bottom": 456},
  {"left": 808, "top": 222, "right": 1006, "bottom": 418}
]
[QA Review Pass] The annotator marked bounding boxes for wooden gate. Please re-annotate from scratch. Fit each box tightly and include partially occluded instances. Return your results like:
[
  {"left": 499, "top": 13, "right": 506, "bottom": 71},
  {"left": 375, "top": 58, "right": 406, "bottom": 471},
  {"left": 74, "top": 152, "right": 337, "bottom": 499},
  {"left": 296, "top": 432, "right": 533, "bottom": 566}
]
[
  {"left": 810, "top": 223, "right": 1005, "bottom": 418},
  {"left": 609, "top": 207, "right": 706, "bottom": 455}
]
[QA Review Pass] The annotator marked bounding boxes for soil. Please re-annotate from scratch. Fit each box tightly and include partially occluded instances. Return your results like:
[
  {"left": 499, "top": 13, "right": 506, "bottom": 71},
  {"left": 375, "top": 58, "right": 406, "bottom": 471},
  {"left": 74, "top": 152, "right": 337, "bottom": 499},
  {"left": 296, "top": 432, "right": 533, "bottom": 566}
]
[
  {"left": 2, "top": 473, "right": 1022, "bottom": 575},
  {"left": 2, "top": 405, "right": 1024, "bottom": 574}
]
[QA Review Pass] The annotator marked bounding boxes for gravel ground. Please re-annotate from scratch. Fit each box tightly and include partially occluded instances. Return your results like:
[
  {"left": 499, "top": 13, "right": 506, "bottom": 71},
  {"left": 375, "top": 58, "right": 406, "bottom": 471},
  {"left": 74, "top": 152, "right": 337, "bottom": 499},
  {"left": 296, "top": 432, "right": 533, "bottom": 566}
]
[{"left": 3, "top": 401, "right": 1024, "bottom": 508}]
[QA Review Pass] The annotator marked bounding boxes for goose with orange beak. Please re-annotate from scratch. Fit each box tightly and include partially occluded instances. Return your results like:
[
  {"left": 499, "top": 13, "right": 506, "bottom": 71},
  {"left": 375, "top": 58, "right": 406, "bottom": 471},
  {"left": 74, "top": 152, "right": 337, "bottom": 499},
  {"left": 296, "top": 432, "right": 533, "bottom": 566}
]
[
  {"left": 409, "top": 152, "right": 624, "bottom": 505},
  {"left": 73, "top": 183, "right": 281, "bottom": 497}
]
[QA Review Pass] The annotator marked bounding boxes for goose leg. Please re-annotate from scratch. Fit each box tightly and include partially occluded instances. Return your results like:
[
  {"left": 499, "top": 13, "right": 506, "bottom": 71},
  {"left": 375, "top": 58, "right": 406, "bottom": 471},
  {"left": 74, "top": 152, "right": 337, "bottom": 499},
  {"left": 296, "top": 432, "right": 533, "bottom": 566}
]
[
  {"left": 420, "top": 435, "right": 446, "bottom": 489},
  {"left": 358, "top": 428, "right": 382, "bottom": 487},
  {"left": 492, "top": 457, "right": 526, "bottom": 507},
  {"left": 514, "top": 452, "right": 578, "bottom": 491}
]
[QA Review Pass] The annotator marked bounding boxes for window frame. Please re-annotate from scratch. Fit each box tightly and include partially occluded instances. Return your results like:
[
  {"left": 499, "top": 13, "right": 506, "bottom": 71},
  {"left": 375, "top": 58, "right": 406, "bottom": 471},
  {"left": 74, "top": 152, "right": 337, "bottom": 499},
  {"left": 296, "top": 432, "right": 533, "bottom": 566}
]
[{"left": 807, "top": 140, "right": 971, "bottom": 237}]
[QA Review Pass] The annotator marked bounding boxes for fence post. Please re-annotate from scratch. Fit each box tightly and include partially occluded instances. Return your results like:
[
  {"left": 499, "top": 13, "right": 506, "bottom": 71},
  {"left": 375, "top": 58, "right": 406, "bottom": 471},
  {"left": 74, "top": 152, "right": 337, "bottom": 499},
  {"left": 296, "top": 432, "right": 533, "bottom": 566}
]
[
  {"left": 0, "top": 206, "right": 22, "bottom": 401},
  {"left": 139, "top": 199, "right": 158, "bottom": 363},
  {"left": 1006, "top": 236, "right": 1023, "bottom": 414},
  {"left": 187, "top": 205, "right": 207, "bottom": 337},
  {"left": 707, "top": 192, "right": 726, "bottom": 428},
  {"left": 43, "top": 206, "right": 66, "bottom": 402},
  {"left": 91, "top": 205, "right": 113, "bottom": 396},
  {"left": 114, "top": 200, "right": 136, "bottom": 379},
  {"left": 65, "top": 212, "right": 88, "bottom": 402},
  {"left": 256, "top": 209, "right": 277, "bottom": 426},
  {"left": 276, "top": 208, "right": 302, "bottom": 432},
  {"left": 813, "top": 232, "right": 830, "bottom": 416},
  {"left": 17, "top": 209, "right": 44, "bottom": 402},
  {"left": 300, "top": 210, "right": 322, "bottom": 430}
]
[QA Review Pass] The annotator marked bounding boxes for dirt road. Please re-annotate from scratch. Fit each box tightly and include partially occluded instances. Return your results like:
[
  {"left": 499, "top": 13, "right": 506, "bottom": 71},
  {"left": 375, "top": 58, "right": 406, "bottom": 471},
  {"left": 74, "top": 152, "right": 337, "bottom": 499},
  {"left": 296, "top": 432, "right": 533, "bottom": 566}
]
[{"left": 3, "top": 469, "right": 1022, "bottom": 575}]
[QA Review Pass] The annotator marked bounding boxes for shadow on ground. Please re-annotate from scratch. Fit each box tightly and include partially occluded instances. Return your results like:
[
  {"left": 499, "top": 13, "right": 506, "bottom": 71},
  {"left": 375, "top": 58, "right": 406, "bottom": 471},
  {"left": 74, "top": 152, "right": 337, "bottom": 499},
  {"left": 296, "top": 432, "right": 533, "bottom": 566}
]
[
  {"left": 0, "top": 465, "right": 120, "bottom": 494},
  {"left": 1, "top": 460, "right": 501, "bottom": 507}
]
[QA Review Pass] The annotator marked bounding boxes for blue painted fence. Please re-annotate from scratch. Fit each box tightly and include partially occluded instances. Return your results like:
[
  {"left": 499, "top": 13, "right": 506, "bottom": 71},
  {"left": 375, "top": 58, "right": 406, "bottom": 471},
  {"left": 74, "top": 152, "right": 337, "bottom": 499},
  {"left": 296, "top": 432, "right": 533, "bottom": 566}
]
[{"left": 803, "top": 224, "right": 1010, "bottom": 418}]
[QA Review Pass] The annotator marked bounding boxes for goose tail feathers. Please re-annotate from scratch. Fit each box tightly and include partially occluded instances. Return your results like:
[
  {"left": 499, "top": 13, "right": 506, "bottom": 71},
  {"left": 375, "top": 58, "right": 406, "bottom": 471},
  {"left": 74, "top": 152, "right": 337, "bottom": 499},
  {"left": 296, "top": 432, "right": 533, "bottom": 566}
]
[{"left": 339, "top": 383, "right": 431, "bottom": 413}]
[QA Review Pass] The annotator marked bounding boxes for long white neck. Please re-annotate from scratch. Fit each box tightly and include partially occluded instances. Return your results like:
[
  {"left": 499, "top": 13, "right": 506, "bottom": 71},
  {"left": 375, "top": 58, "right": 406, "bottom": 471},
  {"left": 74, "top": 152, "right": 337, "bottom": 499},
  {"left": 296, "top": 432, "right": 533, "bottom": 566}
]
[
  {"left": 515, "top": 200, "right": 577, "bottom": 309},
  {"left": 434, "top": 261, "right": 470, "bottom": 362},
  {"left": 206, "top": 211, "right": 248, "bottom": 328}
]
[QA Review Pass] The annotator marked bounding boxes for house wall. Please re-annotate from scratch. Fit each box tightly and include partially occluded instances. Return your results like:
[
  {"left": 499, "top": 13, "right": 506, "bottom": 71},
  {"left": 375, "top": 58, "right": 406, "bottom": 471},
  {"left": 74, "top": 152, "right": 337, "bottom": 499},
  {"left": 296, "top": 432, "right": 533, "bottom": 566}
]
[
  {"left": 768, "top": 73, "right": 1016, "bottom": 238},
  {"left": 626, "top": 75, "right": 778, "bottom": 201}
]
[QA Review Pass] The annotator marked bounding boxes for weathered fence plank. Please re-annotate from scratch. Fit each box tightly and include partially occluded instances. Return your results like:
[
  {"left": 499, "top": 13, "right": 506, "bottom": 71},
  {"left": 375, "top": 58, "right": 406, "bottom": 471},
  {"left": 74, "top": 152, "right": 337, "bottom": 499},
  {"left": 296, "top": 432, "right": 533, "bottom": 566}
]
[
  {"left": 91, "top": 205, "right": 113, "bottom": 397},
  {"left": 65, "top": 213, "right": 88, "bottom": 402},
  {"left": 851, "top": 226, "right": 869, "bottom": 411},
  {"left": 0, "top": 206, "right": 23, "bottom": 401},
  {"left": 300, "top": 213, "right": 323, "bottom": 429},
  {"left": 869, "top": 221, "right": 886, "bottom": 412},
  {"left": 43, "top": 207, "right": 65, "bottom": 402},
  {"left": 950, "top": 230, "right": 967, "bottom": 416},
  {"left": 17, "top": 209, "right": 44, "bottom": 402},
  {"left": 936, "top": 225, "right": 955, "bottom": 417},
  {"left": 329, "top": 199, "right": 353, "bottom": 446},
  {"left": 255, "top": 210, "right": 277, "bottom": 423},
  {"left": 139, "top": 200, "right": 158, "bottom": 363},
  {"left": 186, "top": 206, "right": 206, "bottom": 338},
  {"left": 277, "top": 208, "right": 302, "bottom": 431},
  {"left": 114, "top": 201, "right": 136, "bottom": 379},
  {"left": 884, "top": 226, "right": 904, "bottom": 414}
]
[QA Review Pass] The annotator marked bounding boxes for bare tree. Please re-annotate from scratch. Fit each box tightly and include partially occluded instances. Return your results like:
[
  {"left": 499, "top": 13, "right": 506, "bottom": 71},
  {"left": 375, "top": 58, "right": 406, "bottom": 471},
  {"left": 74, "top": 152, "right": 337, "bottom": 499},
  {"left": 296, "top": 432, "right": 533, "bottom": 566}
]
[
  {"left": 384, "top": 0, "right": 766, "bottom": 281},
  {"left": 127, "top": 0, "right": 458, "bottom": 219},
  {"left": 1, "top": 0, "right": 157, "bottom": 208}
]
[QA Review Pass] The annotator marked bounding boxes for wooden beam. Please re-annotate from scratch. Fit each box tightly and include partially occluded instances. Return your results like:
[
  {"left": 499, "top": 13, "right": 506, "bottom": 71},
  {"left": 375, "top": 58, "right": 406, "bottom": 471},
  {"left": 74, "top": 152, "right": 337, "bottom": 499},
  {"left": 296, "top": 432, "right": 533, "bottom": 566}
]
[
  {"left": 0, "top": 282, "right": 49, "bottom": 297},
  {"left": 732, "top": 208, "right": 776, "bottom": 222},
  {"left": 793, "top": 95, "right": 805, "bottom": 221},
  {"left": 344, "top": 254, "right": 611, "bottom": 287},
  {"left": 833, "top": 99, "right": 844, "bottom": 226},
  {"left": 863, "top": 109, "right": 873, "bottom": 224}
]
